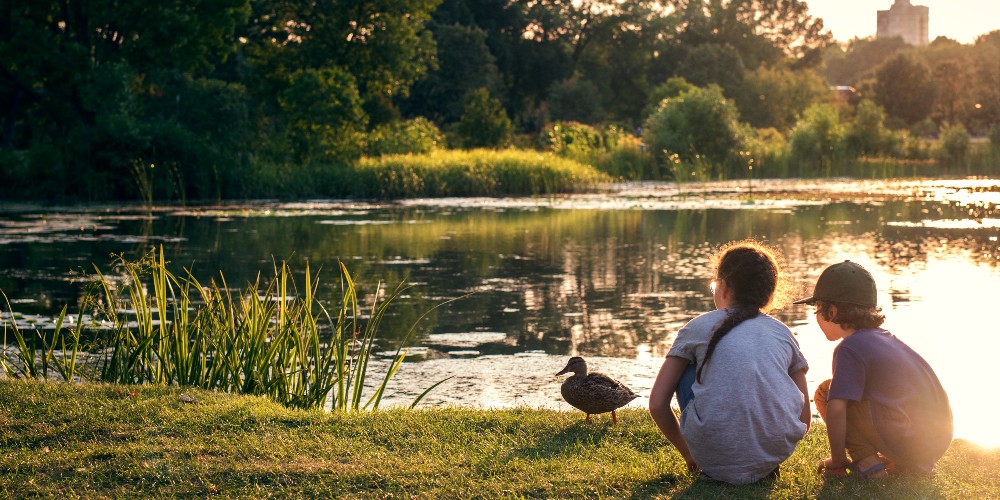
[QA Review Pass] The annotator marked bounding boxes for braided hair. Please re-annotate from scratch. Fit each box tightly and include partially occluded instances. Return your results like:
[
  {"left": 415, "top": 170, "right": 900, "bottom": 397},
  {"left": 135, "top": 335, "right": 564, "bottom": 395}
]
[{"left": 696, "top": 240, "right": 787, "bottom": 383}]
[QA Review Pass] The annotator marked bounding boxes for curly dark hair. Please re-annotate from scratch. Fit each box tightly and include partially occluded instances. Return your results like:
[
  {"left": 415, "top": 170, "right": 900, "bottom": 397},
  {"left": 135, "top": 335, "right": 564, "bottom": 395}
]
[
  {"left": 696, "top": 239, "right": 791, "bottom": 383},
  {"left": 815, "top": 300, "right": 885, "bottom": 330}
]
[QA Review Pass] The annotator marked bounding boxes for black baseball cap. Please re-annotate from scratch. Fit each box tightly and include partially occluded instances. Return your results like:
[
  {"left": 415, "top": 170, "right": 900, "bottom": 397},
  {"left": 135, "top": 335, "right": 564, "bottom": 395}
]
[{"left": 794, "top": 260, "right": 877, "bottom": 307}]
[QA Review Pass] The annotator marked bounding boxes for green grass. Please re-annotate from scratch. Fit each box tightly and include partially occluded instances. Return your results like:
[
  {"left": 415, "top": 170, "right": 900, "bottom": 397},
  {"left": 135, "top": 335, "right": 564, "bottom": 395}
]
[
  {"left": 2, "top": 380, "right": 997, "bottom": 498},
  {"left": 352, "top": 149, "right": 610, "bottom": 198}
]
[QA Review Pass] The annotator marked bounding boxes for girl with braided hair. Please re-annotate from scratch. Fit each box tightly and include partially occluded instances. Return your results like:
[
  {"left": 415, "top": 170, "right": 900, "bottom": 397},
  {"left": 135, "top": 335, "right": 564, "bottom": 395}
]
[{"left": 649, "top": 239, "right": 811, "bottom": 484}]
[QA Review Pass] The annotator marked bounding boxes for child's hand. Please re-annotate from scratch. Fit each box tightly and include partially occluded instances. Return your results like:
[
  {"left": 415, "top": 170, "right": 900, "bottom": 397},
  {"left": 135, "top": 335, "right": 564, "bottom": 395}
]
[
  {"left": 817, "top": 457, "right": 852, "bottom": 478},
  {"left": 683, "top": 455, "right": 700, "bottom": 474}
]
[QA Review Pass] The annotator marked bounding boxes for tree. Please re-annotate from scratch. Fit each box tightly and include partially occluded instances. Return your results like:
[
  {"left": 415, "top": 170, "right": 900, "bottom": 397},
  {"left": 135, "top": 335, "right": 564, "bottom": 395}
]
[
  {"left": 547, "top": 77, "right": 605, "bottom": 123},
  {"left": 669, "top": 0, "right": 832, "bottom": 69},
  {"left": 845, "top": 99, "right": 888, "bottom": 157},
  {"left": 733, "top": 65, "right": 829, "bottom": 131},
  {"left": 278, "top": 67, "right": 367, "bottom": 164},
  {"left": 643, "top": 77, "right": 696, "bottom": 120},
  {"left": 969, "top": 31, "right": 1000, "bottom": 132},
  {"left": 675, "top": 43, "right": 745, "bottom": 94},
  {"left": 241, "top": 0, "right": 441, "bottom": 126},
  {"left": 822, "top": 36, "right": 909, "bottom": 85},
  {"left": 403, "top": 22, "right": 504, "bottom": 124},
  {"left": 873, "top": 54, "right": 936, "bottom": 126},
  {"left": 931, "top": 60, "right": 972, "bottom": 127},
  {"left": 642, "top": 84, "right": 744, "bottom": 175},
  {"left": 789, "top": 103, "right": 845, "bottom": 175},
  {"left": 937, "top": 122, "right": 970, "bottom": 168},
  {"left": 455, "top": 88, "right": 512, "bottom": 148},
  {"left": 0, "top": 0, "right": 251, "bottom": 199}
]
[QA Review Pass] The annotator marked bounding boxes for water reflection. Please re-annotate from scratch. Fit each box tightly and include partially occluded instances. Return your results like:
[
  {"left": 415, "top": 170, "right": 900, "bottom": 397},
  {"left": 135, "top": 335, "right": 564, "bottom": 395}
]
[{"left": 1, "top": 179, "right": 998, "bottom": 446}]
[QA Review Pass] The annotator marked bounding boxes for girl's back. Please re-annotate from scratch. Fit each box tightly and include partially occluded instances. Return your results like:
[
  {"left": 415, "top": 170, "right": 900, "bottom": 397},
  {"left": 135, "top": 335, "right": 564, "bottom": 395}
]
[{"left": 670, "top": 310, "right": 808, "bottom": 484}]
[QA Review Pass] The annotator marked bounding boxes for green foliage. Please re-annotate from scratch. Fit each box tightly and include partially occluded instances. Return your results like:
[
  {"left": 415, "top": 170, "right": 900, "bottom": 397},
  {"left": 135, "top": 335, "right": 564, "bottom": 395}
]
[
  {"left": 789, "top": 103, "right": 847, "bottom": 176},
  {"left": 403, "top": 22, "right": 503, "bottom": 123},
  {"left": 734, "top": 65, "right": 830, "bottom": 132},
  {"left": 547, "top": 77, "right": 606, "bottom": 124},
  {"left": 642, "top": 85, "right": 745, "bottom": 178},
  {"left": 540, "top": 122, "right": 657, "bottom": 180},
  {"left": 278, "top": 67, "right": 367, "bottom": 164},
  {"left": 642, "top": 77, "right": 696, "bottom": 120},
  {"left": 874, "top": 53, "right": 937, "bottom": 126},
  {"left": 744, "top": 127, "right": 790, "bottom": 178},
  {"left": 990, "top": 124, "right": 1000, "bottom": 150},
  {"left": 454, "top": 88, "right": 513, "bottom": 149},
  {"left": 676, "top": 43, "right": 745, "bottom": 93},
  {"left": 846, "top": 99, "right": 888, "bottom": 156},
  {"left": 937, "top": 122, "right": 971, "bottom": 169},
  {"left": 353, "top": 149, "right": 608, "bottom": 198},
  {"left": 365, "top": 118, "right": 444, "bottom": 157}
]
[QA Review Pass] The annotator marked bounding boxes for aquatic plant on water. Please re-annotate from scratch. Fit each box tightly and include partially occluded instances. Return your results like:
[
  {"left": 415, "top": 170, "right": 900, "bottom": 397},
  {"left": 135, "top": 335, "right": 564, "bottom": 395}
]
[{"left": 0, "top": 248, "right": 447, "bottom": 411}]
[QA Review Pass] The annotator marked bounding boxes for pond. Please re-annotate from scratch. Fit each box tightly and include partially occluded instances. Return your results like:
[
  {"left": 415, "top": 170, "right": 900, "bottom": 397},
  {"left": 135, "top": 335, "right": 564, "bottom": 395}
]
[{"left": 2, "top": 178, "right": 999, "bottom": 447}]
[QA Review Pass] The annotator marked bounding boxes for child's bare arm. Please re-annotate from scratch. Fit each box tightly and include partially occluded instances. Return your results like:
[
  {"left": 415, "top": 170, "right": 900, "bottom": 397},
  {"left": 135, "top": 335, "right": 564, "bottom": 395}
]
[
  {"left": 649, "top": 356, "right": 698, "bottom": 472},
  {"left": 790, "top": 368, "right": 811, "bottom": 431}
]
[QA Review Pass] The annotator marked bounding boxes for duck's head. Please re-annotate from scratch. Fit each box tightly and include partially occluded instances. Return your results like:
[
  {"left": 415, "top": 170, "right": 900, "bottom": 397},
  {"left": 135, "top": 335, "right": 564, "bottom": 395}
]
[{"left": 556, "top": 356, "right": 588, "bottom": 376}]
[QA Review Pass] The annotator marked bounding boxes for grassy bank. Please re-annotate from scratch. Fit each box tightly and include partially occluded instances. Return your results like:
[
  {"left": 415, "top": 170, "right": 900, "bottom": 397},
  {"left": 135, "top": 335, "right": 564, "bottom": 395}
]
[
  {"left": 2, "top": 380, "right": 997, "bottom": 498},
  {"left": 351, "top": 149, "right": 611, "bottom": 198}
]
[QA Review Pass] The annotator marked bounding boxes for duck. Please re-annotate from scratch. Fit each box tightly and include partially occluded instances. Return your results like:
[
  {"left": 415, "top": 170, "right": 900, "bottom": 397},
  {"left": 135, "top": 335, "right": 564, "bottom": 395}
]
[{"left": 556, "top": 356, "right": 639, "bottom": 424}]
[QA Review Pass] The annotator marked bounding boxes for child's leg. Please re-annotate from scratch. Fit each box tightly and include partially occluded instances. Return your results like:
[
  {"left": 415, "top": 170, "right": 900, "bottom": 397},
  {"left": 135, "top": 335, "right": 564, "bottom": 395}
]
[
  {"left": 814, "top": 380, "right": 883, "bottom": 464},
  {"left": 814, "top": 379, "right": 831, "bottom": 422}
]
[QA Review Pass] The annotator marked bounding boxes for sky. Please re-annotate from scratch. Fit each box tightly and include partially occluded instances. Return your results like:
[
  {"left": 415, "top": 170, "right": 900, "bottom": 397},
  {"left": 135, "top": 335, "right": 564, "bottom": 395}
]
[{"left": 806, "top": 0, "right": 1000, "bottom": 44}]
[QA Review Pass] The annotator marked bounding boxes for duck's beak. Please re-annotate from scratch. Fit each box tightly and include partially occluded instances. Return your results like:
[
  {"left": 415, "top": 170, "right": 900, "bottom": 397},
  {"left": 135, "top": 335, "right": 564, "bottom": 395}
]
[{"left": 556, "top": 367, "right": 570, "bottom": 376}]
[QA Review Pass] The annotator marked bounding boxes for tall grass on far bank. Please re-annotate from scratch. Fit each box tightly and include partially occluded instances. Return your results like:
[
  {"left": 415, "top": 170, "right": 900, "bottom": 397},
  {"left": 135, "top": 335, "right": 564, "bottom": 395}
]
[
  {"left": 352, "top": 149, "right": 610, "bottom": 198},
  {"left": 3, "top": 380, "right": 999, "bottom": 498},
  {"left": 0, "top": 248, "right": 441, "bottom": 411}
]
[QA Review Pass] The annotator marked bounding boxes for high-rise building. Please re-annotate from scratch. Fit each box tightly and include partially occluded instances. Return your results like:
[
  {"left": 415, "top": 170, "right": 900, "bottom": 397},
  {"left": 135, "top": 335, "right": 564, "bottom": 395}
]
[{"left": 877, "top": 0, "right": 929, "bottom": 46}]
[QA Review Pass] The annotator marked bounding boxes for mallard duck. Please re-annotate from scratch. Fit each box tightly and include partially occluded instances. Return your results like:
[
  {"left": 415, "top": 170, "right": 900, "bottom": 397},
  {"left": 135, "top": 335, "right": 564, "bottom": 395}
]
[{"left": 556, "top": 356, "right": 638, "bottom": 424}]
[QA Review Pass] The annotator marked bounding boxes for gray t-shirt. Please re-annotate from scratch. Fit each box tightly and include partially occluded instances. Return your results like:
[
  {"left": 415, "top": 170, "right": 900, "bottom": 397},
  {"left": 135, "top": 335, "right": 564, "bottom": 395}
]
[{"left": 667, "top": 308, "right": 809, "bottom": 484}]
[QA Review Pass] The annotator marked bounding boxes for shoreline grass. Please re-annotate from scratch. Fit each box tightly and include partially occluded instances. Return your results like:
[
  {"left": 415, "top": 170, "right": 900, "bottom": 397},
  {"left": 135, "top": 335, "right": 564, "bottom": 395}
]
[
  {"left": 352, "top": 149, "right": 611, "bottom": 198},
  {"left": 2, "top": 380, "right": 997, "bottom": 498}
]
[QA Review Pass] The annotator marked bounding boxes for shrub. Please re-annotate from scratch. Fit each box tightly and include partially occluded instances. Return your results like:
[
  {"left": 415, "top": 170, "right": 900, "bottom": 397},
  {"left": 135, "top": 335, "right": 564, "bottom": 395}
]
[
  {"left": 366, "top": 118, "right": 443, "bottom": 156},
  {"left": 744, "top": 127, "right": 790, "bottom": 178},
  {"left": 642, "top": 77, "right": 695, "bottom": 121},
  {"left": 846, "top": 99, "right": 888, "bottom": 157},
  {"left": 539, "top": 121, "right": 606, "bottom": 165},
  {"left": 937, "top": 122, "right": 971, "bottom": 168},
  {"left": 642, "top": 85, "right": 744, "bottom": 178},
  {"left": 788, "top": 103, "right": 847, "bottom": 176},
  {"left": 540, "top": 122, "right": 656, "bottom": 180},
  {"left": 454, "top": 88, "right": 512, "bottom": 149}
]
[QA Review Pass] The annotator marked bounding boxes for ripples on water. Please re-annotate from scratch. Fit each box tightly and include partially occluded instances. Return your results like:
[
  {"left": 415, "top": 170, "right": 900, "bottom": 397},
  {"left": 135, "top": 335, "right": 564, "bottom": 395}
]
[{"left": 1, "top": 178, "right": 998, "bottom": 445}]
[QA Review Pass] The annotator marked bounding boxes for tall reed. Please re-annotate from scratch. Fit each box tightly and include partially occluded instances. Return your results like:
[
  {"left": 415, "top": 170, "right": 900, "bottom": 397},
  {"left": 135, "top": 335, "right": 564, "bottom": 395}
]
[{"left": 1, "top": 248, "right": 444, "bottom": 411}]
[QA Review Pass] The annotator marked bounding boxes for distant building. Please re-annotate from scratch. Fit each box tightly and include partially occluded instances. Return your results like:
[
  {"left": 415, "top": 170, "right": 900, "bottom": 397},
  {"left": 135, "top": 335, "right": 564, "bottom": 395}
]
[{"left": 877, "top": 0, "right": 929, "bottom": 46}]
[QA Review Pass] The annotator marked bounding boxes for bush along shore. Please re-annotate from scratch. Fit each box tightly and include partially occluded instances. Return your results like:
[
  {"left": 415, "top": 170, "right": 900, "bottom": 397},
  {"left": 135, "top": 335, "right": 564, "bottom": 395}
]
[{"left": 2, "top": 380, "right": 999, "bottom": 498}]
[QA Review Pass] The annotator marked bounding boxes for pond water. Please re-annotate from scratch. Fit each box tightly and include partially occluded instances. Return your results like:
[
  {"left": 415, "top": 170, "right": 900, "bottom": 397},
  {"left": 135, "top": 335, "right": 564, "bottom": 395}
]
[{"left": 2, "top": 178, "right": 999, "bottom": 447}]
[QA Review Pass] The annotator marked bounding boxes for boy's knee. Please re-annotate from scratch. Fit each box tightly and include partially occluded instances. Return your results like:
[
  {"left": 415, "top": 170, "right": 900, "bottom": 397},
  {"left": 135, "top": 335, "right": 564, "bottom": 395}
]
[{"left": 814, "top": 379, "right": 831, "bottom": 402}]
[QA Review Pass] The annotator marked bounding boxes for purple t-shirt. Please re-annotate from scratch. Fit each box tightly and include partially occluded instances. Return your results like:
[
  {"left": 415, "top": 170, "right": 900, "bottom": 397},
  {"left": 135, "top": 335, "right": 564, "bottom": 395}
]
[{"left": 828, "top": 328, "right": 953, "bottom": 472}]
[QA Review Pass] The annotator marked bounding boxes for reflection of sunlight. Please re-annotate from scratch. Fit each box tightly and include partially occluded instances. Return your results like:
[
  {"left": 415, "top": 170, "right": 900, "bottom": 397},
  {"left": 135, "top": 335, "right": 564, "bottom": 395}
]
[
  {"left": 887, "top": 219, "right": 1000, "bottom": 229},
  {"left": 795, "top": 250, "right": 1000, "bottom": 448}
]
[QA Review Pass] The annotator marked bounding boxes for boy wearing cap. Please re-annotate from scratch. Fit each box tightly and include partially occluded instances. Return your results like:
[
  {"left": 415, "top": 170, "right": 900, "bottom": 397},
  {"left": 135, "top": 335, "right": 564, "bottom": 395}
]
[{"left": 796, "top": 260, "right": 952, "bottom": 478}]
